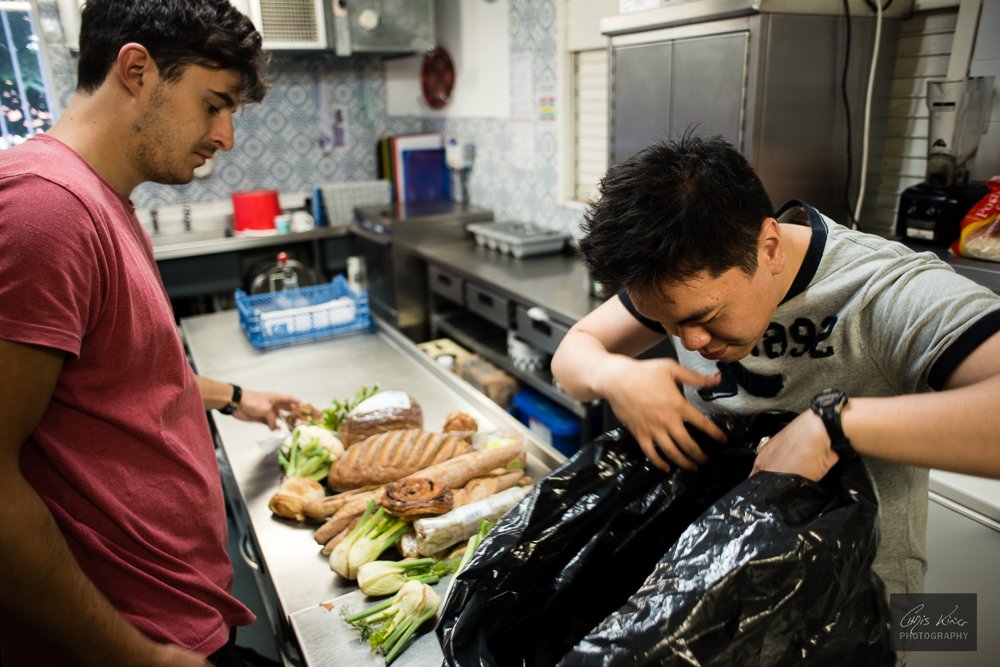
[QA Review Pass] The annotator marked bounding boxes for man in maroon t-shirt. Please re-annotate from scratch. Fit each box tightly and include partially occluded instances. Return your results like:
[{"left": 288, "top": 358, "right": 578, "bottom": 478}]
[{"left": 0, "top": 2, "right": 298, "bottom": 665}]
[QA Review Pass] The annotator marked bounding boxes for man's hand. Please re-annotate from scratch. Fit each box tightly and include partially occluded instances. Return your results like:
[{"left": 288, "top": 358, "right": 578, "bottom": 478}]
[
  {"left": 751, "top": 409, "right": 840, "bottom": 481},
  {"left": 232, "top": 389, "right": 299, "bottom": 430},
  {"left": 598, "top": 356, "right": 726, "bottom": 472}
]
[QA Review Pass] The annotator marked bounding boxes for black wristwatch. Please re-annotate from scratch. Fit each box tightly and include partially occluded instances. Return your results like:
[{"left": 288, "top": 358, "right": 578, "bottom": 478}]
[
  {"left": 810, "top": 388, "right": 857, "bottom": 459},
  {"left": 218, "top": 384, "right": 242, "bottom": 415}
]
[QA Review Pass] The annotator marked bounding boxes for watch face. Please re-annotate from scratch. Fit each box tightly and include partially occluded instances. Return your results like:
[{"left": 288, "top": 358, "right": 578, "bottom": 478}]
[{"left": 813, "top": 389, "right": 844, "bottom": 411}]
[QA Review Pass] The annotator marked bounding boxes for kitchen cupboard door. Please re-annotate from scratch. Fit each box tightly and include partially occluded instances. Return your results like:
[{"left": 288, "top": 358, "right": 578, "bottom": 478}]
[
  {"left": 610, "top": 31, "right": 748, "bottom": 166},
  {"left": 907, "top": 495, "right": 1000, "bottom": 666}
]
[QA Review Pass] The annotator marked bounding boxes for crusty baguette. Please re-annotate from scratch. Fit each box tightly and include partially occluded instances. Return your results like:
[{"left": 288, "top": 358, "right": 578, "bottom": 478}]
[
  {"left": 327, "top": 429, "right": 470, "bottom": 492},
  {"left": 321, "top": 517, "right": 361, "bottom": 556},
  {"left": 303, "top": 485, "right": 380, "bottom": 521},
  {"left": 452, "top": 469, "right": 531, "bottom": 507},
  {"left": 317, "top": 442, "right": 526, "bottom": 543},
  {"left": 401, "top": 441, "right": 525, "bottom": 490},
  {"left": 315, "top": 506, "right": 367, "bottom": 545}
]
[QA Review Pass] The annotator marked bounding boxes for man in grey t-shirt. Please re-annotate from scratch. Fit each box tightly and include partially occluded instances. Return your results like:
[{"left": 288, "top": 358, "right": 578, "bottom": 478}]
[{"left": 552, "top": 135, "right": 1000, "bottom": 598}]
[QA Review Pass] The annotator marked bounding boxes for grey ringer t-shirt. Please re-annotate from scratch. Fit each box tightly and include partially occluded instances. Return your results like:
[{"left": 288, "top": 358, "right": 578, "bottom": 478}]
[{"left": 619, "top": 200, "right": 1000, "bottom": 597}]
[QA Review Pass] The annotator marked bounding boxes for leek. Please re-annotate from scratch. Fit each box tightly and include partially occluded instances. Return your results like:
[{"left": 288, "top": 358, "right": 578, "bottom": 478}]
[
  {"left": 345, "top": 580, "right": 440, "bottom": 665},
  {"left": 330, "top": 501, "right": 410, "bottom": 580}
]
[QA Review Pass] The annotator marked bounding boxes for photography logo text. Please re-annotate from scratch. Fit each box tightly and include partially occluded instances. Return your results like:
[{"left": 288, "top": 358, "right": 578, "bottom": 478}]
[{"left": 890, "top": 593, "right": 977, "bottom": 652}]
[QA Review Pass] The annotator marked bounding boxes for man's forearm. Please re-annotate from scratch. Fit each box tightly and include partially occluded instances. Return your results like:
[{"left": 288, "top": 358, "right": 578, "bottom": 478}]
[
  {"left": 196, "top": 375, "right": 237, "bottom": 411},
  {"left": 0, "top": 477, "right": 162, "bottom": 666},
  {"left": 844, "top": 374, "right": 1000, "bottom": 477},
  {"left": 551, "top": 331, "right": 622, "bottom": 401}
]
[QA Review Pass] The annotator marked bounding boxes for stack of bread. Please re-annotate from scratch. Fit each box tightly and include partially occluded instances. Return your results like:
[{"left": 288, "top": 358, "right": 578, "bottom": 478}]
[{"left": 267, "top": 389, "right": 532, "bottom": 572}]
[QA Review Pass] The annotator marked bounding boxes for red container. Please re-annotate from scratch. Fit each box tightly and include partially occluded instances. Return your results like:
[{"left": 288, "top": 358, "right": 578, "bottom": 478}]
[{"left": 232, "top": 189, "right": 280, "bottom": 234}]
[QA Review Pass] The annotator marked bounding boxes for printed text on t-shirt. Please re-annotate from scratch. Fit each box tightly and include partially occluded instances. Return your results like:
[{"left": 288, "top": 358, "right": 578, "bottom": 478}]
[{"left": 751, "top": 316, "right": 838, "bottom": 359}]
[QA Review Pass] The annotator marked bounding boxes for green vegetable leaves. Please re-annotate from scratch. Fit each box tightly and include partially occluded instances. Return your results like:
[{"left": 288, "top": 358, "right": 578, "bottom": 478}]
[
  {"left": 322, "top": 384, "right": 380, "bottom": 432},
  {"left": 278, "top": 426, "right": 343, "bottom": 481},
  {"left": 344, "top": 581, "right": 440, "bottom": 664}
]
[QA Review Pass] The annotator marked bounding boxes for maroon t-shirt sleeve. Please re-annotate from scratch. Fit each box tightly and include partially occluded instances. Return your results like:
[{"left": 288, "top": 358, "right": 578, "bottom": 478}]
[{"left": 0, "top": 174, "right": 103, "bottom": 359}]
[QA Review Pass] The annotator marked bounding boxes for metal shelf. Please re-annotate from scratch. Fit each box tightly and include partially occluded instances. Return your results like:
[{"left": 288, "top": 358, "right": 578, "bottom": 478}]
[{"left": 431, "top": 311, "right": 587, "bottom": 418}]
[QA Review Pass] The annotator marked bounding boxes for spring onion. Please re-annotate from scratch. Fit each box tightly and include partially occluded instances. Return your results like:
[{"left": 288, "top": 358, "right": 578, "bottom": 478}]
[
  {"left": 330, "top": 501, "right": 410, "bottom": 580},
  {"left": 345, "top": 580, "right": 440, "bottom": 664}
]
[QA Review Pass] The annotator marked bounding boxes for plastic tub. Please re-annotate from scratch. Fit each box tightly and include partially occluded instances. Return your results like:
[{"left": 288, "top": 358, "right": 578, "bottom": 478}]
[
  {"left": 232, "top": 189, "right": 280, "bottom": 235},
  {"left": 511, "top": 389, "right": 582, "bottom": 456}
]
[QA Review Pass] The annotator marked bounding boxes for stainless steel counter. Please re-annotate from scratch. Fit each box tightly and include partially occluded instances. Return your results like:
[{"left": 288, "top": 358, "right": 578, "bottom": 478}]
[
  {"left": 180, "top": 312, "right": 562, "bottom": 665},
  {"left": 153, "top": 225, "right": 352, "bottom": 262},
  {"left": 405, "top": 238, "right": 603, "bottom": 326}
]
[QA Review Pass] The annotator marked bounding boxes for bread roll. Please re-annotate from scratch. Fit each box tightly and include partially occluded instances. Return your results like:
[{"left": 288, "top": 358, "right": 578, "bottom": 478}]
[{"left": 443, "top": 411, "right": 477, "bottom": 433}]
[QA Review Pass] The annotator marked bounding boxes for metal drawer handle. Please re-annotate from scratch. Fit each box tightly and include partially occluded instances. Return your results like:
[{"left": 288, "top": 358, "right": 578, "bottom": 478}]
[
  {"left": 526, "top": 306, "right": 553, "bottom": 337},
  {"left": 531, "top": 320, "right": 552, "bottom": 337},
  {"left": 239, "top": 533, "right": 260, "bottom": 572},
  {"left": 477, "top": 292, "right": 494, "bottom": 307},
  {"left": 526, "top": 306, "right": 549, "bottom": 322},
  {"left": 437, "top": 273, "right": 452, "bottom": 287}
]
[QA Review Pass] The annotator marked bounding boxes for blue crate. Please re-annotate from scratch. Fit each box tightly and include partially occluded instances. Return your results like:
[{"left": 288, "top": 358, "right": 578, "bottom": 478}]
[
  {"left": 235, "top": 275, "right": 371, "bottom": 350},
  {"left": 511, "top": 389, "right": 582, "bottom": 457}
]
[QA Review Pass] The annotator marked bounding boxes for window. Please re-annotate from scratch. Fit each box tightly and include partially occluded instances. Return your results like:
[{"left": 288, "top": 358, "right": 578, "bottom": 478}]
[
  {"left": 559, "top": 0, "right": 615, "bottom": 207},
  {"left": 572, "top": 48, "right": 609, "bottom": 203},
  {"left": 1, "top": 1, "right": 54, "bottom": 150}
]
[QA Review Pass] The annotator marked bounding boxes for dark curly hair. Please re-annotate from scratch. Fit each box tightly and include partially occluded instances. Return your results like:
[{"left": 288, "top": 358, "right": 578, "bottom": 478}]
[
  {"left": 579, "top": 134, "right": 773, "bottom": 296},
  {"left": 76, "top": 0, "right": 269, "bottom": 104}
]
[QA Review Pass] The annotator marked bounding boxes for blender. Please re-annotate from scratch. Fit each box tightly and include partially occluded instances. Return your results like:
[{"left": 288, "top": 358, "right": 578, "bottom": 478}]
[{"left": 896, "top": 76, "right": 994, "bottom": 246}]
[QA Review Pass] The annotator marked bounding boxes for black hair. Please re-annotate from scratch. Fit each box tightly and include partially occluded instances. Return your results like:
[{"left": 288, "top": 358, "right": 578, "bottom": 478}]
[
  {"left": 76, "top": 0, "right": 269, "bottom": 104},
  {"left": 579, "top": 134, "right": 774, "bottom": 297}
]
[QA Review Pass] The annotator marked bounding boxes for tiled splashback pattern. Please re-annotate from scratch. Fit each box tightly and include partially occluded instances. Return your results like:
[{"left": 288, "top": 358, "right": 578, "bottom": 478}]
[
  {"left": 39, "top": 0, "right": 584, "bottom": 237},
  {"left": 428, "top": 0, "right": 581, "bottom": 235}
]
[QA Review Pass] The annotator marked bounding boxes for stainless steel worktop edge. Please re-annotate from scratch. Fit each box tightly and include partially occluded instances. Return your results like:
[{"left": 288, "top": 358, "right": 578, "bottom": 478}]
[
  {"left": 153, "top": 225, "right": 352, "bottom": 261},
  {"left": 929, "top": 469, "right": 1000, "bottom": 525}
]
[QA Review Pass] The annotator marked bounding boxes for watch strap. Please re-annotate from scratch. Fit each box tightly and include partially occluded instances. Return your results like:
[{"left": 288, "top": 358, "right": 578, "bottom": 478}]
[
  {"left": 219, "top": 384, "right": 242, "bottom": 415},
  {"left": 811, "top": 389, "right": 856, "bottom": 459}
]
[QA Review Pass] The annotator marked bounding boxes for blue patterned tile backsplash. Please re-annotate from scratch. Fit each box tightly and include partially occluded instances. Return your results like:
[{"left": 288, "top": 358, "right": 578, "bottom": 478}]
[{"left": 38, "top": 0, "right": 584, "bottom": 237}]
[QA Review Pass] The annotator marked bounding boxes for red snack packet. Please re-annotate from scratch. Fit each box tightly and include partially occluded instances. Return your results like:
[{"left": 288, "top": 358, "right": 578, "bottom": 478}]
[{"left": 951, "top": 176, "right": 1000, "bottom": 262}]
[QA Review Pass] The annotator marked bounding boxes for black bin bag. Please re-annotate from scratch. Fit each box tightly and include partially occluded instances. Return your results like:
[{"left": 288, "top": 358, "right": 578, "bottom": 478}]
[{"left": 437, "top": 412, "right": 894, "bottom": 666}]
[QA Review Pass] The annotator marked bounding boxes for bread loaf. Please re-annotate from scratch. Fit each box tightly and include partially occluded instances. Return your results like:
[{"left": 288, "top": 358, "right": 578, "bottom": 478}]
[
  {"left": 327, "top": 429, "right": 470, "bottom": 491},
  {"left": 339, "top": 391, "right": 423, "bottom": 446}
]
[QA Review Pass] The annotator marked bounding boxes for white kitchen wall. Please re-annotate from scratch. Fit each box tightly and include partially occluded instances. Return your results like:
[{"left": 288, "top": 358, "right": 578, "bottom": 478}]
[
  {"left": 385, "top": 0, "right": 511, "bottom": 118},
  {"left": 420, "top": 0, "right": 583, "bottom": 235}
]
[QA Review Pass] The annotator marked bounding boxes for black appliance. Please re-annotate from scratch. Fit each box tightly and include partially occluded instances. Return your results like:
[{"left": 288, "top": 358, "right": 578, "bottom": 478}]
[{"left": 896, "top": 182, "right": 989, "bottom": 246}]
